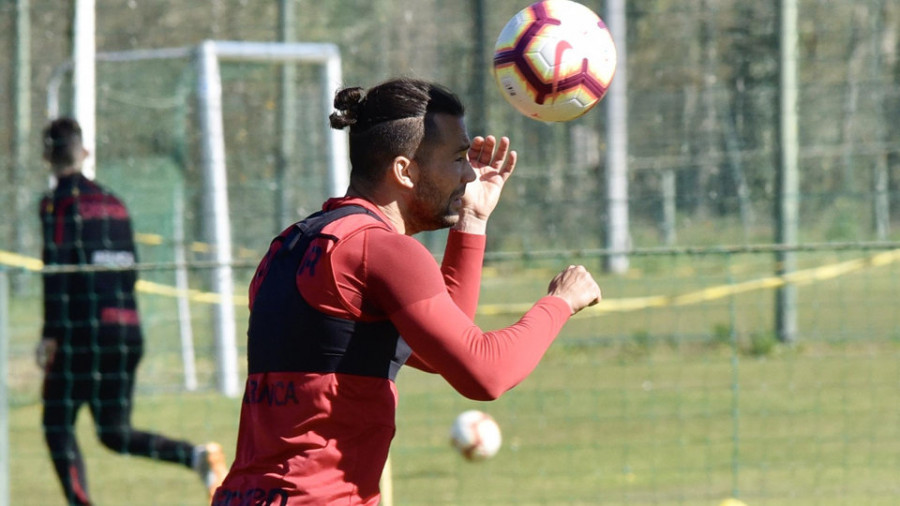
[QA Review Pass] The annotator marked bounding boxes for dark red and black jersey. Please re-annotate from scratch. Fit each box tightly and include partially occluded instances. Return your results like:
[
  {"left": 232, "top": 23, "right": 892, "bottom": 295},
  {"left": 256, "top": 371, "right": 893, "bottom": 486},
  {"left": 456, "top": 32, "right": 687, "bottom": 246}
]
[
  {"left": 245, "top": 205, "right": 412, "bottom": 380},
  {"left": 215, "top": 197, "right": 572, "bottom": 506},
  {"left": 39, "top": 174, "right": 141, "bottom": 346}
]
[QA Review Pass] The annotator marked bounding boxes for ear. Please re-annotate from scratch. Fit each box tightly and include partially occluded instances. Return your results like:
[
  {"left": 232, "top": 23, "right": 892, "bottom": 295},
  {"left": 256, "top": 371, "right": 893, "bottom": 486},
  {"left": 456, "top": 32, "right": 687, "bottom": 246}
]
[{"left": 390, "top": 155, "right": 418, "bottom": 190}]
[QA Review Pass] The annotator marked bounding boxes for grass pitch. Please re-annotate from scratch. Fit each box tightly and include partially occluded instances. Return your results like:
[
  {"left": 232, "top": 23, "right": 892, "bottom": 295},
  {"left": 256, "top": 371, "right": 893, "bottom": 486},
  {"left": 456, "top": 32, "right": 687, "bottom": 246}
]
[{"left": 7, "top": 250, "right": 900, "bottom": 504}]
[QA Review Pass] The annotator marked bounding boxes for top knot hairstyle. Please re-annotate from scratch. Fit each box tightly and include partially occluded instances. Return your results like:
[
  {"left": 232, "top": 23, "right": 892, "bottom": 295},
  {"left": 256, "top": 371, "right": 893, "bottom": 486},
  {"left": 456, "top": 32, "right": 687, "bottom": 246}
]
[
  {"left": 43, "top": 117, "right": 84, "bottom": 167},
  {"left": 329, "top": 78, "right": 465, "bottom": 187}
]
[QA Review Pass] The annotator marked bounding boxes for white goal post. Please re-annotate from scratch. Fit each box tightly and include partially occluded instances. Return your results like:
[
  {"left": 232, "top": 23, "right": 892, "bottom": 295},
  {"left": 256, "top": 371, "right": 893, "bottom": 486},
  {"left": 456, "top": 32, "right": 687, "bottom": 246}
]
[{"left": 47, "top": 40, "right": 349, "bottom": 397}]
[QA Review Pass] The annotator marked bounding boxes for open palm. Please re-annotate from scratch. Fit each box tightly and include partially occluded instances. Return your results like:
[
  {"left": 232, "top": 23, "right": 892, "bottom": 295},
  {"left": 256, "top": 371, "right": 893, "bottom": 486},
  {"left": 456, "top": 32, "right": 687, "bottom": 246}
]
[{"left": 462, "top": 135, "right": 518, "bottom": 221}]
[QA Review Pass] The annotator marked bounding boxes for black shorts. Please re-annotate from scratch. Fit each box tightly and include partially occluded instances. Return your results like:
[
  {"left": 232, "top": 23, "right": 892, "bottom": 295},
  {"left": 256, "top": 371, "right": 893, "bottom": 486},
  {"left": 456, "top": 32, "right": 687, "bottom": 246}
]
[{"left": 42, "top": 332, "right": 144, "bottom": 412}]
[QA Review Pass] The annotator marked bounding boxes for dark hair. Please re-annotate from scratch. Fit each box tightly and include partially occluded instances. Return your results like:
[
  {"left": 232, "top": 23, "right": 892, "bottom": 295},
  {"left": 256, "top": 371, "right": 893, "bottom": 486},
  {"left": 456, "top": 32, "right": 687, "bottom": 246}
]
[
  {"left": 42, "top": 117, "right": 84, "bottom": 167},
  {"left": 329, "top": 78, "right": 465, "bottom": 187}
]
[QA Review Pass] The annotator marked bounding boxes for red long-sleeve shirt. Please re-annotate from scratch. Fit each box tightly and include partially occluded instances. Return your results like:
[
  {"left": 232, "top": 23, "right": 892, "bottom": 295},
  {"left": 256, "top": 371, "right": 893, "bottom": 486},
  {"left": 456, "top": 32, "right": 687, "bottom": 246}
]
[{"left": 215, "top": 197, "right": 571, "bottom": 505}]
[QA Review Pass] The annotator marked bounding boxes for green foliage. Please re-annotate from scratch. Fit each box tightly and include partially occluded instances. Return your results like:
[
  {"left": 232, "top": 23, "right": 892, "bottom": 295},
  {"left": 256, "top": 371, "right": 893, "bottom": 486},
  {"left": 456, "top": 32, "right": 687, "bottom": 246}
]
[
  {"left": 620, "top": 329, "right": 653, "bottom": 360},
  {"left": 711, "top": 322, "right": 734, "bottom": 348},
  {"left": 745, "top": 330, "right": 778, "bottom": 357}
]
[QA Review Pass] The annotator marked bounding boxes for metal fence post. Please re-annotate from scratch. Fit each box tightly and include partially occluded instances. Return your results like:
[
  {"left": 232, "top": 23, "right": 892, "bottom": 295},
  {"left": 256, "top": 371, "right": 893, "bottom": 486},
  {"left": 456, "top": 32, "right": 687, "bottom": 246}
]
[
  {"left": 0, "top": 268, "right": 10, "bottom": 506},
  {"left": 776, "top": 0, "right": 799, "bottom": 344},
  {"left": 605, "top": 0, "right": 630, "bottom": 274},
  {"left": 726, "top": 254, "right": 742, "bottom": 501}
]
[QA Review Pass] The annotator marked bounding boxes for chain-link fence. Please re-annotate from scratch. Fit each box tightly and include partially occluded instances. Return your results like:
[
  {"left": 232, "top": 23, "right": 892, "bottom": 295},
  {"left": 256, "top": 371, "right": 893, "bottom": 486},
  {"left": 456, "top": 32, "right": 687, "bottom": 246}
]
[{"left": 2, "top": 1, "right": 899, "bottom": 504}]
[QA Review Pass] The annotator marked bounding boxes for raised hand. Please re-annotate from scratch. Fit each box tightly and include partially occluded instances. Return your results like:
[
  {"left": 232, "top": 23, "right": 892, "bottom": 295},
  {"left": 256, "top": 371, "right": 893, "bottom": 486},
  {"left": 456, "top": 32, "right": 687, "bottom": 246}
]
[{"left": 455, "top": 135, "right": 517, "bottom": 232}]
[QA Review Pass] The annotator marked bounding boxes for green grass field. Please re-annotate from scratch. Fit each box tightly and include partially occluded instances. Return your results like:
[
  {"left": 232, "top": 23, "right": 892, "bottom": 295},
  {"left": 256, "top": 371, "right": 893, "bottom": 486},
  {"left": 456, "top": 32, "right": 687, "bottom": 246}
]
[{"left": 6, "top": 249, "right": 900, "bottom": 505}]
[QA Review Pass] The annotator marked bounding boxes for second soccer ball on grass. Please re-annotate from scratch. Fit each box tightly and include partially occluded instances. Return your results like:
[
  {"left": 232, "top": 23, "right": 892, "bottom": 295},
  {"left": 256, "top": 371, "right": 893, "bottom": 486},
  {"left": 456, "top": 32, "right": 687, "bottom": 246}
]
[{"left": 450, "top": 410, "right": 503, "bottom": 461}]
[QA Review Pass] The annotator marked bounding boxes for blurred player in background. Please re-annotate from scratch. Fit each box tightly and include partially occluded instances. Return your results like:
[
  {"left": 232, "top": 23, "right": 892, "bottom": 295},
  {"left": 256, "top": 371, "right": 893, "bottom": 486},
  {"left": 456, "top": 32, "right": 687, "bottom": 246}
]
[
  {"left": 213, "top": 78, "right": 602, "bottom": 505},
  {"left": 37, "top": 117, "right": 228, "bottom": 505}
]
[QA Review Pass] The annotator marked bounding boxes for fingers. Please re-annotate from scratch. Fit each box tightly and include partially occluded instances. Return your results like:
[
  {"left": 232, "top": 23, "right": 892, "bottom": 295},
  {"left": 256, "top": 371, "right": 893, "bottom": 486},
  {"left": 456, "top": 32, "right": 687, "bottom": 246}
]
[
  {"left": 468, "top": 136, "right": 486, "bottom": 166},
  {"left": 468, "top": 136, "right": 489, "bottom": 167},
  {"left": 469, "top": 135, "right": 515, "bottom": 171},
  {"left": 490, "top": 136, "right": 510, "bottom": 167},
  {"left": 547, "top": 265, "right": 602, "bottom": 315},
  {"left": 500, "top": 149, "right": 517, "bottom": 179},
  {"left": 478, "top": 136, "right": 496, "bottom": 167}
]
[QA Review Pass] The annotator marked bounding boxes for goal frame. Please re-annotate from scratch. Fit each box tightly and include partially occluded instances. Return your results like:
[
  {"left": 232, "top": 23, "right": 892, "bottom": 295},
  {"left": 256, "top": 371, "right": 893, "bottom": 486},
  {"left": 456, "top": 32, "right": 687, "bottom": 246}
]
[{"left": 47, "top": 40, "right": 348, "bottom": 397}]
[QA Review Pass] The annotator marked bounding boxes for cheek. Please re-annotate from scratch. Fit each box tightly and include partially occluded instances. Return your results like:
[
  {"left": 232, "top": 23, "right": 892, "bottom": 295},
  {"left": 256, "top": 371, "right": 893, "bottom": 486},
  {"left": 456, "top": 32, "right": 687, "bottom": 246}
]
[
  {"left": 415, "top": 174, "right": 443, "bottom": 203},
  {"left": 435, "top": 165, "right": 459, "bottom": 189},
  {"left": 424, "top": 162, "right": 467, "bottom": 195}
]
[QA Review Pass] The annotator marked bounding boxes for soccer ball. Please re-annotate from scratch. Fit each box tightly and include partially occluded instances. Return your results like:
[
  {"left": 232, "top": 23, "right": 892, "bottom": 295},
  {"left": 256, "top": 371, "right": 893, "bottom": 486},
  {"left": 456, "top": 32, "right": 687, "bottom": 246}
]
[
  {"left": 492, "top": 0, "right": 617, "bottom": 122},
  {"left": 449, "top": 410, "right": 502, "bottom": 461}
]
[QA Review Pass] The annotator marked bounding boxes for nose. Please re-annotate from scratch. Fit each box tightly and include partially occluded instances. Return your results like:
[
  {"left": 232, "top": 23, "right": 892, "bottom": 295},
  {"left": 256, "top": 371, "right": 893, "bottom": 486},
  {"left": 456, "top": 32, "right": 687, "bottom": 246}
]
[{"left": 463, "top": 161, "right": 477, "bottom": 184}]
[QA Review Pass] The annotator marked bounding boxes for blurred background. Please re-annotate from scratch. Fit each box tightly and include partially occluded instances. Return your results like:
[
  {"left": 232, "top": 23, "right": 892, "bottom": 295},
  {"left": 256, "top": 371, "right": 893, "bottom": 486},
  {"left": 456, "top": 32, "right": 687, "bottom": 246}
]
[{"left": 1, "top": 1, "right": 899, "bottom": 505}]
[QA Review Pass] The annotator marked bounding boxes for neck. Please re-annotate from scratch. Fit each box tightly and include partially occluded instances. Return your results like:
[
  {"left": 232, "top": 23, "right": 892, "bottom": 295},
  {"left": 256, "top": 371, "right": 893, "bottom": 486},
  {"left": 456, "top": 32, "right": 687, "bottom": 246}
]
[
  {"left": 346, "top": 181, "right": 410, "bottom": 235},
  {"left": 53, "top": 166, "right": 81, "bottom": 178}
]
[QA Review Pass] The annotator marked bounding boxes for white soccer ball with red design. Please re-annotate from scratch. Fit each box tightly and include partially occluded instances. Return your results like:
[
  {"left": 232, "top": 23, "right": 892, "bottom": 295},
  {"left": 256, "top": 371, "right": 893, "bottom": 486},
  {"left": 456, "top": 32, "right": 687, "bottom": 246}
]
[
  {"left": 493, "top": 0, "right": 617, "bottom": 122},
  {"left": 449, "top": 410, "right": 502, "bottom": 461}
]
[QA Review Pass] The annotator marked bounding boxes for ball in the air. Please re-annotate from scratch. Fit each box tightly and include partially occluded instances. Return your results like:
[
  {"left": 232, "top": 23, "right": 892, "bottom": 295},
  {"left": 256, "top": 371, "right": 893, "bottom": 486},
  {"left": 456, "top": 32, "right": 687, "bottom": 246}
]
[
  {"left": 493, "top": 0, "right": 617, "bottom": 122},
  {"left": 449, "top": 410, "right": 502, "bottom": 461}
]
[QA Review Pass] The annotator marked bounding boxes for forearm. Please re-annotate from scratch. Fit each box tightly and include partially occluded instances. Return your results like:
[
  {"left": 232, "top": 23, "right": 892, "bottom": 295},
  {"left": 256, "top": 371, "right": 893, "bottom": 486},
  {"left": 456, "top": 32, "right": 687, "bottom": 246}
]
[
  {"left": 440, "top": 230, "right": 486, "bottom": 318},
  {"left": 393, "top": 295, "right": 571, "bottom": 400}
]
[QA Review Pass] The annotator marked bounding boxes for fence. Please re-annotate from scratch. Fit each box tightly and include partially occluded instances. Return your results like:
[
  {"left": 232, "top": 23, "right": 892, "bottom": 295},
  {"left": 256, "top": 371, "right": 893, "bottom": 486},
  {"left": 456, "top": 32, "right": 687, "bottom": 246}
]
[
  {"left": 2, "top": 0, "right": 900, "bottom": 504},
  {"left": 3, "top": 242, "right": 899, "bottom": 504}
]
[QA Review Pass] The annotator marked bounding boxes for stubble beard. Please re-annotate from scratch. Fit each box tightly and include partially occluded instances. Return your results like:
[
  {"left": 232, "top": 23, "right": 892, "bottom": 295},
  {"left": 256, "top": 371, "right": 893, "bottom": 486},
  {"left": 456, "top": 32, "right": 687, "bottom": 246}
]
[{"left": 411, "top": 177, "right": 462, "bottom": 232}]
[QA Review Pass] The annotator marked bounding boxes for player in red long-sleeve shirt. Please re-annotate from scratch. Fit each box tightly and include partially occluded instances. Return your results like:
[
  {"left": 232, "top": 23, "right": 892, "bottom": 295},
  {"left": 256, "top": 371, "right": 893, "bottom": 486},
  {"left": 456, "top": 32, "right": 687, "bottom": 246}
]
[{"left": 213, "top": 78, "right": 602, "bottom": 505}]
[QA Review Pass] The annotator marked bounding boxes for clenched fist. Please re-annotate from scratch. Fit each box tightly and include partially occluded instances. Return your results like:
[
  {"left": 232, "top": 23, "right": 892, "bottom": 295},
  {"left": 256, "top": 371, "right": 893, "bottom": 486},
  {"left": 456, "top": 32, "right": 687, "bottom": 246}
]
[{"left": 546, "top": 265, "right": 601, "bottom": 315}]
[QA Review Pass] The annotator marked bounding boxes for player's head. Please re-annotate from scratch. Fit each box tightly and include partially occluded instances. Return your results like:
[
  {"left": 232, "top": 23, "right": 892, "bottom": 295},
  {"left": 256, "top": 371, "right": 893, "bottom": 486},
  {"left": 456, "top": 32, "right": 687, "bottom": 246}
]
[
  {"left": 42, "top": 117, "right": 88, "bottom": 175},
  {"left": 329, "top": 78, "right": 466, "bottom": 189}
]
